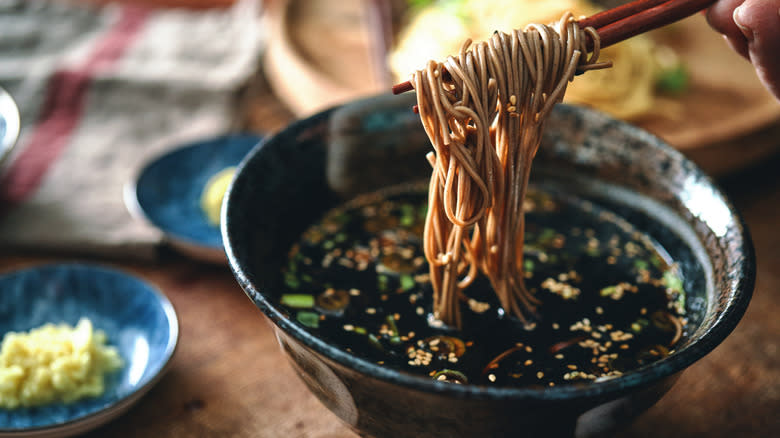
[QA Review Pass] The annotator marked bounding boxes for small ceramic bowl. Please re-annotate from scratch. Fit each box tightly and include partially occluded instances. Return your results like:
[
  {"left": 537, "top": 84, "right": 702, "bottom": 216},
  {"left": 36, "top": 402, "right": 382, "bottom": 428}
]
[
  {"left": 0, "top": 263, "right": 179, "bottom": 438},
  {"left": 0, "top": 86, "right": 20, "bottom": 175},
  {"left": 222, "top": 94, "right": 754, "bottom": 438},
  {"left": 126, "top": 133, "right": 263, "bottom": 264}
]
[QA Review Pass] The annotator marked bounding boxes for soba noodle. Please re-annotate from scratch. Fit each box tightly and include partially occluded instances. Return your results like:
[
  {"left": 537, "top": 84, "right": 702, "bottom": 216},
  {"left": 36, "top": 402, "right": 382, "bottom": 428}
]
[{"left": 412, "top": 12, "right": 610, "bottom": 328}]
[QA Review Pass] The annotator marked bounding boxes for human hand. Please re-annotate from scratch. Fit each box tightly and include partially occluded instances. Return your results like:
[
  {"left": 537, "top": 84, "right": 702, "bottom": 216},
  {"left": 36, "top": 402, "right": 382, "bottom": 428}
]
[{"left": 706, "top": 0, "right": 780, "bottom": 100}]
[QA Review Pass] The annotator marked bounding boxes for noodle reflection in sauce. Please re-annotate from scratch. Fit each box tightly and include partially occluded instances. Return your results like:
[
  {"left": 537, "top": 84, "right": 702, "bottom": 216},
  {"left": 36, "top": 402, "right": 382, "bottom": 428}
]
[{"left": 412, "top": 12, "right": 611, "bottom": 327}]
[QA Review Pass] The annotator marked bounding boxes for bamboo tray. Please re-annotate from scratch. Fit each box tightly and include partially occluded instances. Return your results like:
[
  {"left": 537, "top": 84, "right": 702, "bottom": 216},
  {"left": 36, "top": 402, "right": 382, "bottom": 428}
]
[{"left": 262, "top": 0, "right": 780, "bottom": 175}]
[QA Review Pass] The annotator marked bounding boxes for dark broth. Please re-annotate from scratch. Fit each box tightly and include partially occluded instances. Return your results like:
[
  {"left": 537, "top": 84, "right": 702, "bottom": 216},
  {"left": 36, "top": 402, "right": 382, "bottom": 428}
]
[{"left": 279, "top": 184, "right": 687, "bottom": 388}]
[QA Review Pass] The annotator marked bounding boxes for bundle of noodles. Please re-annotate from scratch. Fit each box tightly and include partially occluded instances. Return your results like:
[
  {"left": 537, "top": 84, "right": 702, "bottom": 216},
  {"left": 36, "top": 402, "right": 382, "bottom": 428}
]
[{"left": 412, "top": 12, "right": 610, "bottom": 328}]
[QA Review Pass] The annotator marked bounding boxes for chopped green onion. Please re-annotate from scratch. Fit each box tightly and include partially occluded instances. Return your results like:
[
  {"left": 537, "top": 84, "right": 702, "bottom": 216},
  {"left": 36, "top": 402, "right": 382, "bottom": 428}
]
[
  {"left": 378, "top": 274, "right": 389, "bottom": 292},
  {"left": 400, "top": 274, "right": 416, "bottom": 291},
  {"left": 538, "top": 228, "right": 556, "bottom": 245},
  {"left": 662, "top": 270, "right": 684, "bottom": 293},
  {"left": 281, "top": 294, "right": 314, "bottom": 309},
  {"left": 283, "top": 273, "right": 300, "bottom": 290},
  {"left": 296, "top": 311, "right": 319, "bottom": 328},
  {"left": 400, "top": 204, "right": 415, "bottom": 227},
  {"left": 600, "top": 286, "right": 616, "bottom": 297},
  {"left": 385, "top": 315, "right": 399, "bottom": 337}
]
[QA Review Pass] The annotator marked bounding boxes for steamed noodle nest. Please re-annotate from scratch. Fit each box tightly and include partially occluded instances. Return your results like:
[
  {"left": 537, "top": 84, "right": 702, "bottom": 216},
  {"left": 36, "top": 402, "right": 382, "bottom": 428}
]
[
  {"left": 412, "top": 11, "right": 610, "bottom": 328},
  {"left": 392, "top": 0, "right": 682, "bottom": 121}
]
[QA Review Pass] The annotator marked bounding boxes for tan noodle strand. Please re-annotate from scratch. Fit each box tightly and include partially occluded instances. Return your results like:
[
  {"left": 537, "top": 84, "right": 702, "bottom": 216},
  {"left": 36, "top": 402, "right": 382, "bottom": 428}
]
[{"left": 413, "top": 12, "right": 609, "bottom": 328}]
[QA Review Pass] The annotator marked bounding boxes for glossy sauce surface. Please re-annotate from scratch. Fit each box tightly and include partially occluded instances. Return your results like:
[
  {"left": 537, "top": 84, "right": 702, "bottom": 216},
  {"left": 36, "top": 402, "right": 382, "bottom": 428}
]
[{"left": 279, "top": 185, "right": 687, "bottom": 388}]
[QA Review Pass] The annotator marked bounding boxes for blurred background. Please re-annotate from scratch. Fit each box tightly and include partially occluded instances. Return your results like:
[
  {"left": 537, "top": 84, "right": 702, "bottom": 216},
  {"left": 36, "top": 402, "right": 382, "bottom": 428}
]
[
  {"left": 0, "top": 2, "right": 778, "bottom": 438},
  {"left": 2, "top": 0, "right": 779, "bottom": 257}
]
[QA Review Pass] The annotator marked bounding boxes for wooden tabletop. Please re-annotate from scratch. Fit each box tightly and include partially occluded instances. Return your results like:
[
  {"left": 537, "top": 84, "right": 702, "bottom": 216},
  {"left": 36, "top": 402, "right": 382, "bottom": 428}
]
[{"left": 2, "top": 85, "right": 779, "bottom": 437}]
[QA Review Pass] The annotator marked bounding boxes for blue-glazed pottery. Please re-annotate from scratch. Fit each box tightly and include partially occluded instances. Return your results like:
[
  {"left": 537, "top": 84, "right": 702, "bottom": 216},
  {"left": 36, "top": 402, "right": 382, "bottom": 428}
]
[
  {"left": 127, "top": 133, "right": 263, "bottom": 263},
  {"left": 0, "top": 263, "right": 179, "bottom": 438},
  {"left": 222, "top": 93, "right": 754, "bottom": 438}
]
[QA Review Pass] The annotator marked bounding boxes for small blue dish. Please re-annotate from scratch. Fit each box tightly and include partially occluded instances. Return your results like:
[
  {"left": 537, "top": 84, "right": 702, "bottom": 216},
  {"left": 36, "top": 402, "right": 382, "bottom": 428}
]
[
  {"left": 126, "top": 133, "right": 263, "bottom": 263},
  {"left": 0, "top": 263, "right": 178, "bottom": 438}
]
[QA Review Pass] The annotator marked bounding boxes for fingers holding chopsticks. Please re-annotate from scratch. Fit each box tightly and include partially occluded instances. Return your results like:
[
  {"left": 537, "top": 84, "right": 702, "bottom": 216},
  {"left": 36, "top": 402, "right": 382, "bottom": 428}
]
[{"left": 707, "top": 0, "right": 780, "bottom": 100}]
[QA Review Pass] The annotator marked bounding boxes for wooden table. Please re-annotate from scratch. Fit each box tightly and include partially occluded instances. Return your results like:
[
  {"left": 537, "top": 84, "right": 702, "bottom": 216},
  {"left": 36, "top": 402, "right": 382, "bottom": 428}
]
[{"left": 2, "top": 86, "right": 779, "bottom": 437}]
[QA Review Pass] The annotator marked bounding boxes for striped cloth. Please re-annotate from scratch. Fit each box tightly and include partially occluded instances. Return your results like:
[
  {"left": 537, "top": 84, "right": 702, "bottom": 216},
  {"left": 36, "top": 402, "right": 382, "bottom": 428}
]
[{"left": 0, "top": 0, "right": 264, "bottom": 260}]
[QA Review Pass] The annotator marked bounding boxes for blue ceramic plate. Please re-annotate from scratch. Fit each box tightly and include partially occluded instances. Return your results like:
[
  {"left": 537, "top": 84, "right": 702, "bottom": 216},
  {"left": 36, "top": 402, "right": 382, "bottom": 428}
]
[
  {"left": 0, "top": 264, "right": 178, "bottom": 438},
  {"left": 126, "top": 134, "right": 263, "bottom": 263}
]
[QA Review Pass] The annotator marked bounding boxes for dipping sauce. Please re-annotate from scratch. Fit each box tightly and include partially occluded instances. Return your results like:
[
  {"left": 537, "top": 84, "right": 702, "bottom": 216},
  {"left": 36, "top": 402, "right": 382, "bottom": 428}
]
[
  {"left": 278, "top": 184, "right": 687, "bottom": 387},
  {"left": 0, "top": 318, "right": 123, "bottom": 408}
]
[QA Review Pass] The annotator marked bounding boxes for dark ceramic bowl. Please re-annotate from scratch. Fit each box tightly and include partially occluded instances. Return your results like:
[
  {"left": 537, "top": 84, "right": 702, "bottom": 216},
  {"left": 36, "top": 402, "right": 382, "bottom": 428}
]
[{"left": 222, "top": 94, "right": 754, "bottom": 438}]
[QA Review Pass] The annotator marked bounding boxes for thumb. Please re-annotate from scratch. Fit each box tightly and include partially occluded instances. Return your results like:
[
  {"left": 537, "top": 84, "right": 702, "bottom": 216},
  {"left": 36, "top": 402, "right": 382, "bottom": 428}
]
[{"left": 733, "top": 0, "right": 780, "bottom": 99}]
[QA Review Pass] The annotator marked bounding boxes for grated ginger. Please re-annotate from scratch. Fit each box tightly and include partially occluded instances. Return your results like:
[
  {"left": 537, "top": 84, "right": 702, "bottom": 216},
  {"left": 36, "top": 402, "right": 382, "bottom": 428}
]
[{"left": 0, "top": 318, "right": 123, "bottom": 409}]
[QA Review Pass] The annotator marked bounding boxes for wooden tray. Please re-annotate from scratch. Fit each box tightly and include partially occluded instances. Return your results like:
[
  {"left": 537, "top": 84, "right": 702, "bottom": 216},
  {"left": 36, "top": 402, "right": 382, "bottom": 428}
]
[{"left": 262, "top": 0, "right": 780, "bottom": 175}]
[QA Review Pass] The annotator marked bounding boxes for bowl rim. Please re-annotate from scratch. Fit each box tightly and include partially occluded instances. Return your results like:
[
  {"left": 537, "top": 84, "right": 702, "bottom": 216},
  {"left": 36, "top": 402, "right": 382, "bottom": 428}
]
[
  {"left": 0, "top": 262, "right": 180, "bottom": 433},
  {"left": 223, "top": 101, "right": 755, "bottom": 401}
]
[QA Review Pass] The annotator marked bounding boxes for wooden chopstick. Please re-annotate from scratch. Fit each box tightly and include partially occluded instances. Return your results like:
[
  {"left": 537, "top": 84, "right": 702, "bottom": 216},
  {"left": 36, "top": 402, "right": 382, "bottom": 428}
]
[
  {"left": 576, "top": 0, "right": 669, "bottom": 31},
  {"left": 594, "top": 0, "right": 716, "bottom": 47},
  {"left": 391, "top": 0, "right": 716, "bottom": 95}
]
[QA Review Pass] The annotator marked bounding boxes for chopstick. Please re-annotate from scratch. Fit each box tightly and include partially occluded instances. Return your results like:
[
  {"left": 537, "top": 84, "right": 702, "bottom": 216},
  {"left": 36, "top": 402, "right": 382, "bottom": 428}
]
[
  {"left": 391, "top": 0, "right": 716, "bottom": 95},
  {"left": 590, "top": 0, "right": 716, "bottom": 47}
]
